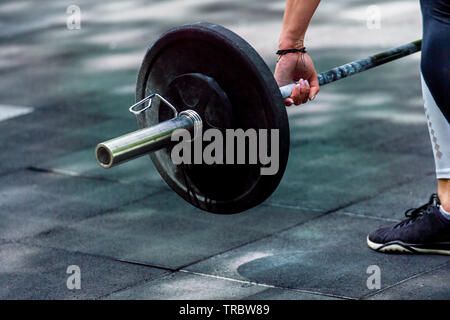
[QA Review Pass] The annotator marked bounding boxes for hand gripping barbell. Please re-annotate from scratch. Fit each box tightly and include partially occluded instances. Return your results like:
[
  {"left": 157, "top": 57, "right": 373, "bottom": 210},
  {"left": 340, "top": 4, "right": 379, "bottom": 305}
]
[{"left": 95, "top": 22, "right": 421, "bottom": 214}]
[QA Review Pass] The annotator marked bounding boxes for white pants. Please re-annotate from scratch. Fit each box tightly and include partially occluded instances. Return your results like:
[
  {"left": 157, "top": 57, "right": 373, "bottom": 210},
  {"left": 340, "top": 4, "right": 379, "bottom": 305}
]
[{"left": 421, "top": 74, "right": 450, "bottom": 179}]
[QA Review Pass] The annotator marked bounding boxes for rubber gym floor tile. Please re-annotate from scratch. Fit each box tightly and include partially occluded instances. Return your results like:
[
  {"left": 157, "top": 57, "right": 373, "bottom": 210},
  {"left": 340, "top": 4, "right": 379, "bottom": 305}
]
[
  {"left": 0, "top": 186, "right": 62, "bottom": 241},
  {"left": 0, "top": 168, "right": 161, "bottom": 202},
  {"left": 69, "top": 117, "right": 141, "bottom": 142},
  {"left": 27, "top": 182, "right": 318, "bottom": 270},
  {"left": 37, "top": 147, "right": 166, "bottom": 186},
  {"left": 114, "top": 189, "right": 323, "bottom": 235},
  {"left": 375, "top": 131, "right": 435, "bottom": 158},
  {"left": 366, "top": 264, "right": 450, "bottom": 300},
  {"left": 0, "top": 107, "right": 111, "bottom": 133},
  {"left": 0, "top": 242, "right": 168, "bottom": 299},
  {"left": 0, "top": 169, "right": 163, "bottom": 240},
  {"left": 243, "top": 287, "right": 342, "bottom": 300},
  {"left": 289, "top": 111, "right": 422, "bottom": 154},
  {"left": 327, "top": 154, "right": 434, "bottom": 201},
  {"left": 341, "top": 174, "right": 438, "bottom": 220},
  {"left": 104, "top": 271, "right": 335, "bottom": 300},
  {"left": 270, "top": 152, "right": 434, "bottom": 212},
  {"left": 0, "top": 127, "right": 102, "bottom": 172},
  {"left": 28, "top": 209, "right": 266, "bottom": 270},
  {"left": 184, "top": 213, "right": 450, "bottom": 299}
]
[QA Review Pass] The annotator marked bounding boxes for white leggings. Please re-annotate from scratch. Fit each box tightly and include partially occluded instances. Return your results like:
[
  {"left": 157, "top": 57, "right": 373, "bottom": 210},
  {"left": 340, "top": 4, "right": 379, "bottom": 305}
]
[{"left": 421, "top": 74, "right": 450, "bottom": 179}]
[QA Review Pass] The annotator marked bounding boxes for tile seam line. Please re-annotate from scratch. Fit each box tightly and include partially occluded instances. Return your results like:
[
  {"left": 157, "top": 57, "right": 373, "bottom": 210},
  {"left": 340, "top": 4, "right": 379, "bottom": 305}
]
[
  {"left": 267, "top": 170, "right": 435, "bottom": 216},
  {"left": 95, "top": 271, "right": 177, "bottom": 300},
  {"left": 174, "top": 172, "right": 437, "bottom": 276},
  {"left": 334, "top": 211, "right": 401, "bottom": 223},
  {"left": 3, "top": 239, "right": 177, "bottom": 300},
  {"left": 97, "top": 268, "right": 354, "bottom": 301},
  {"left": 267, "top": 203, "right": 401, "bottom": 223},
  {"left": 6, "top": 186, "right": 171, "bottom": 243},
  {"left": 178, "top": 269, "right": 356, "bottom": 300},
  {"left": 11, "top": 163, "right": 440, "bottom": 300},
  {"left": 8, "top": 239, "right": 177, "bottom": 273},
  {"left": 360, "top": 261, "right": 450, "bottom": 300},
  {"left": 0, "top": 167, "right": 29, "bottom": 179},
  {"left": 26, "top": 148, "right": 436, "bottom": 192},
  {"left": 96, "top": 272, "right": 176, "bottom": 300},
  {"left": 13, "top": 169, "right": 436, "bottom": 242},
  {"left": 11, "top": 206, "right": 337, "bottom": 291},
  {"left": 26, "top": 165, "right": 167, "bottom": 189},
  {"left": 18, "top": 162, "right": 410, "bottom": 278},
  {"left": 175, "top": 193, "right": 389, "bottom": 273}
]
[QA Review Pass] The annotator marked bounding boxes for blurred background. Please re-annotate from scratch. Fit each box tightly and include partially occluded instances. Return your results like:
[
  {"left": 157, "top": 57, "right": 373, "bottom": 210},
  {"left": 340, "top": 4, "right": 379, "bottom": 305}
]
[{"left": 0, "top": 0, "right": 427, "bottom": 185}]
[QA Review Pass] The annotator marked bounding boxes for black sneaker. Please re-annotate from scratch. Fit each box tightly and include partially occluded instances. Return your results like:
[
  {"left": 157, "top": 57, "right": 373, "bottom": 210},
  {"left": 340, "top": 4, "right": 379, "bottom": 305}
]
[{"left": 367, "top": 194, "right": 450, "bottom": 255}]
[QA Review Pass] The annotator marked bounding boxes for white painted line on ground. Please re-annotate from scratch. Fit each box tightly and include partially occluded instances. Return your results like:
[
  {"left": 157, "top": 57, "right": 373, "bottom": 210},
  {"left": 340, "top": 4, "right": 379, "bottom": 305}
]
[{"left": 0, "top": 104, "right": 33, "bottom": 121}]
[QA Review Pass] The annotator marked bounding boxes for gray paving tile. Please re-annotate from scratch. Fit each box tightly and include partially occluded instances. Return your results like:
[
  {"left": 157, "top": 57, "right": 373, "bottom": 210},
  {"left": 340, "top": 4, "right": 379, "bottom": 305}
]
[
  {"left": 129, "top": 191, "right": 322, "bottom": 234},
  {"left": 70, "top": 91, "right": 140, "bottom": 119},
  {"left": 288, "top": 92, "right": 428, "bottom": 156},
  {"left": 0, "top": 107, "right": 111, "bottom": 133},
  {"left": 0, "top": 123, "right": 105, "bottom": 172},
  {"left": 27, "top": 188, "right": 322, "bottom": 269},
  {"left": 0, "top": 242, "right": 168, "bottom": 299},
  {"left": 366, "top": 264, "right": 450, "bottom": 300},
  {"left": 38, "top": 147, "right": 165, "bottom": 186},
  {"left": 342, "top": 174, "right": 438, "bottom": 221},
  {"left": 70, "top": 117, "right": 141, "bottom": 141},
  {"left": 335, "top": 153, "right": 434, "bottom": 192},
  {"left": 0, "top": 129, "right": 71, "bottom": 172},
  {"left": 269, "top": 151, "right": 434, "bottom": 212},
  {"left": 244, "top": 287, "right": 342, "bottom": 300},
  {"left": 0, "top": 169, "right": 163, "bottom": 240},
  {"left": 373, "top": 123, "right": 435, "bottom": 157},
  {"left": 26, "top": 205, "right": 267, "bottom": 270},
  {"left": 185, "top": 213, "right": 449, "bottom": 299},
  {"left": 105, "top": 271, "right": 334, "bottom": 300}
]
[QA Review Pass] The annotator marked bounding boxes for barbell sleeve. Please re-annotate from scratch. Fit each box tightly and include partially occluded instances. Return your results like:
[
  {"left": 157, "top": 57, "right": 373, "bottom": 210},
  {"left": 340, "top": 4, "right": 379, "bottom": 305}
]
[
  {"left": 95, "top": 110, "right": 202, "bottom": 168},
  {"left": 279, "top": 39, "right": 422, "bottom": 99}
]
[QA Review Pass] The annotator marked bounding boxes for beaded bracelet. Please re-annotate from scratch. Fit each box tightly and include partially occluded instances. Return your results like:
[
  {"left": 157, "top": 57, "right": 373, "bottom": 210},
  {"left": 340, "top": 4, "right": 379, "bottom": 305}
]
[{"left": 276, "top": 47, "right": 307, "bottom": 55}]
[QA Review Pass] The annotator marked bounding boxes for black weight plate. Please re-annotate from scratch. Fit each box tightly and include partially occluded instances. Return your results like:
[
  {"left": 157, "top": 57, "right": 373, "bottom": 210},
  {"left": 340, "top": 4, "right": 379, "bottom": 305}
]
[{"left": 136, "top": 22, "right": 289, "bottom": 214}]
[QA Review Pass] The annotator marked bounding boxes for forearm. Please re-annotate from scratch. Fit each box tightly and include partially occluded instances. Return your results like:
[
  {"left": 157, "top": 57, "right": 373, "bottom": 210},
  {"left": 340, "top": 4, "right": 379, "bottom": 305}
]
[{"left": 279, "top": 0, "right": 320, "bottom": 49}]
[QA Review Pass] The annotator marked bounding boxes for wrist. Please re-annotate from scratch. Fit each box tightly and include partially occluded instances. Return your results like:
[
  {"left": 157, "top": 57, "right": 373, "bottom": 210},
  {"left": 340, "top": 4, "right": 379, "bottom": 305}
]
[{"left": 278, "top": 37, "right": 305, "bottom": 50}]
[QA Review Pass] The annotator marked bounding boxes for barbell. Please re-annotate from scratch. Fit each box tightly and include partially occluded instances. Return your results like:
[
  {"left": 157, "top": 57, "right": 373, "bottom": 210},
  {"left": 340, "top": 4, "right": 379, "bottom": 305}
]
[{"left": 95, "top": 22, "right": 421, "bottom": 214}]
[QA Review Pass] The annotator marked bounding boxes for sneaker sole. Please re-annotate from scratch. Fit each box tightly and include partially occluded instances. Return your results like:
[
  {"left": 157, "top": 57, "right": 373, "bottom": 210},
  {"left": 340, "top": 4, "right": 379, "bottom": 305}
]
[{"left": 367, "top": 237, "right": 450, "bottom": 255}]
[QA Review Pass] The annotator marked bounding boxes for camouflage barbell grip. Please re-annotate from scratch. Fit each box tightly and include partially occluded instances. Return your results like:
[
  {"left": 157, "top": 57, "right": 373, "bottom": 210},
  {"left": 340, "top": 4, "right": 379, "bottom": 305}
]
[{"left": 279, "top": 39, "right": 422, "bottom": 99}]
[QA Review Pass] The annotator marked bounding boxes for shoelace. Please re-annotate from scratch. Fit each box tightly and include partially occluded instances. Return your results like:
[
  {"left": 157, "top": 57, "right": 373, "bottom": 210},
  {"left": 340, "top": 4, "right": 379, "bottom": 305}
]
[{"left": 394, "top": 193, "right": 440, "bottom": 228}]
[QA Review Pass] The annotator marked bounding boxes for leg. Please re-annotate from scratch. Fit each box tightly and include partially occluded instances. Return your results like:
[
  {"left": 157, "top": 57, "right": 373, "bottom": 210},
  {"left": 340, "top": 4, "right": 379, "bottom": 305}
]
[
  {"left": 365, "top": 77, "right": 450, "bottom": 255},
  {"left": 422, "top": 72, "right": 450, "bottom": 217},
  {"left": 366, "top": 0, "right": 450, "bottom": 255},
  {"left": 438, "top": 179, "right": 450, "bottom": 212}
]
